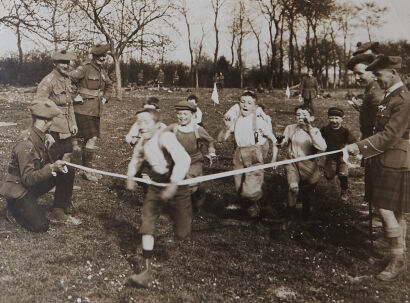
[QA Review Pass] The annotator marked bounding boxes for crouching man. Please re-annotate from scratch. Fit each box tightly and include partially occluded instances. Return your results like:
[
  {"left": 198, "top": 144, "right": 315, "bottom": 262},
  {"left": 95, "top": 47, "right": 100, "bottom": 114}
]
[
  {"left": 0, "top": 99, "right": 72, "bottom": 232},
  {"left": 126, "top": 108, "right": 191, "bottom": 288}
]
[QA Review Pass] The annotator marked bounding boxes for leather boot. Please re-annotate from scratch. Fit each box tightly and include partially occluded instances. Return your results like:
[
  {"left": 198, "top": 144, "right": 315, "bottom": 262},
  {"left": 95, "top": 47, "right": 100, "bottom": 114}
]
[
  {"left": 376, "top": 254, "right": 406, "bottom": 281},
  {"left": 127, "top": 258, "right": 153, "bottom": 288},
  {"left": 82, "top": 148, "right": 100, "bottom": 182}
]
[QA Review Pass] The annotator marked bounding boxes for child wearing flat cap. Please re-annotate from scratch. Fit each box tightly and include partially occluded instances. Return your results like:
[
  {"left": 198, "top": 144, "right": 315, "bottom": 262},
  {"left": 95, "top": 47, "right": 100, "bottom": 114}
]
[
  {"left": 320, "top": 107, "right": 357, "bottom": 201},
  {"left": 166, "top": 100, "right": 216, "bottom": 212}
]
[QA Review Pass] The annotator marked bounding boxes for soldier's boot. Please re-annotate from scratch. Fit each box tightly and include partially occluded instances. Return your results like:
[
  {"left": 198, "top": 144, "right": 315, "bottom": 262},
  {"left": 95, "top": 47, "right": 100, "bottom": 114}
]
[
  {"left": 82, "top": 148, "right": 100, "bottom": 182},
  {"left": 72, "top": 139, "right": 83, "bottom": 164},
  {"left": 127, "top": 258, "right": 153, "bottom": 288},
  {"left": 376, "top": 227, "right": 406, "bottom": 281},
  {"left": 49, "top": 208, "right": 68, "bottom": 223}
]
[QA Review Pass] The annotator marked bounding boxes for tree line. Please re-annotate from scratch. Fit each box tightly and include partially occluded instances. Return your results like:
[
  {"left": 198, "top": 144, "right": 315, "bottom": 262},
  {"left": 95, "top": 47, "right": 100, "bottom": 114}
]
[{"left": 0, "top": 0, "right": 408, "bottom": 94}]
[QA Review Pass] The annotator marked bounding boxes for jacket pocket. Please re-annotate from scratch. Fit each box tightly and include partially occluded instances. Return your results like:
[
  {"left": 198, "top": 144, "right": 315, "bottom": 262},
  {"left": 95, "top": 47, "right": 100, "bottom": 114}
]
[
  {"left": 0, "top": 175, "right": 28, "bottom": 199},
  {"left": 380, "top": 140, "right": 409, "bottom": 170}
]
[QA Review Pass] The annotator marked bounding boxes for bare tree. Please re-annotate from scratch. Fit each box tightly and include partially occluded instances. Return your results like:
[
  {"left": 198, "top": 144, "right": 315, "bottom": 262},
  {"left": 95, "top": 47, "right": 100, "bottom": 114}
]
[
  {"left": 179, "top": 0, "right": 195, "bottom": 86},
  {"left": 234, "top": 0, "right": 250, "bottom": 88},
  {"left": 257, "top": 0, "right": 283, "bottom": 88},
  {"left": 70, "top": 0, "right": 173, "bottom": 100},
  {"left": 246, "top": 4, "right": 264, "bottom": 74},
  {"left": 355, "top": 2, "right": 388, "bottom": 42},
  {"left": 210, "top": 0, "right": 226, "bottom": 72}
]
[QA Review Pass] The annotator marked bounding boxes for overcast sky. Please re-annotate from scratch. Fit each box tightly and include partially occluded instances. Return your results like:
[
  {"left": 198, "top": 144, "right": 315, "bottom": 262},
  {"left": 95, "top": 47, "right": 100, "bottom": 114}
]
[{"left": 0, "top": 0, "right": 409, "bottom": 66}]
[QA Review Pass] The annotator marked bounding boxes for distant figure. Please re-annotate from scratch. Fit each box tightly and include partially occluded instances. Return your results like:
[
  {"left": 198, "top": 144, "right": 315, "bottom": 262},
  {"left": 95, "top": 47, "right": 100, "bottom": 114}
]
[
  {"left": 299, "top": 69, "right": 319, "bottom": 113},
  {"left": 218, "top": 72, "right": 224, "bottom": 91},
  {"left": 157, "top": 68, "right": 165, "bottom": 89},
  {"left": 137, "top": 70, "right": 144, "bottom": 87},
  {"left": 172, "top": 70, "right": 179, "bottom": 89}
]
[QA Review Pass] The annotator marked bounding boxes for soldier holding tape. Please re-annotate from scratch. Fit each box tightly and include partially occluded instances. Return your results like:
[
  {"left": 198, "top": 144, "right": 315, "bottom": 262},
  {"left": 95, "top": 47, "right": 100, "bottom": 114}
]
[
  {"left": 70, "top": 44, "right": 113, "bottom": 182},
  {"left": 0, "top": 100, "right": 71, "bottom": 232},
  {"left": 346, "top": 55, "right": 410, "bottom": 281}
]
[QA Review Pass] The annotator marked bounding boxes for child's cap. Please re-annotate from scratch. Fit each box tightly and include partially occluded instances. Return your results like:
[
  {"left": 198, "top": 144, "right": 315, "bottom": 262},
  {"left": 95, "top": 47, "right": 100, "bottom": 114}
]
[
  {"left": 174, "top": 100, "right": 197, "bottom": 112},
  {"left": 187, "top": 94, "right": 198, "bottom": 102},
  {"left": 144, "top": 96, "right": 160, "bottom": 109},
  {"left": 328, "top": 107, "right": 344, "bottom": 117}
]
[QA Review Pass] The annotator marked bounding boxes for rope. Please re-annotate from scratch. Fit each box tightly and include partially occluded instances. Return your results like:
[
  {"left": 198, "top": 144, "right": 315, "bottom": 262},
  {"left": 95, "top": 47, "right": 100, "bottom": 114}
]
[{"left": 62, "top": 148, "right": 357, "bottom": 187}]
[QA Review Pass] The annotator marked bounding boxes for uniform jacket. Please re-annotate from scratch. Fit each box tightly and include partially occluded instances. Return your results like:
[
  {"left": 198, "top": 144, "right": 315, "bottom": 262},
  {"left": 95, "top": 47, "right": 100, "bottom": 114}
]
[
  {"left": 360, "top": 80, "right": 383, "bottom": 139},
  {"left": 357, "top": 84, "right": 410, "bottom": 171},
  {"left": 300, "top": 76, "right": 319, "bottom": 99},
  {"left": 70, "top": 61, "right": 113, "bottom": 117},
  {"left": 36, "top": 69, "right": 77, "bottom": 135},
  {"left": 0, "top": 127, "right": 53, "bottom": 199}
]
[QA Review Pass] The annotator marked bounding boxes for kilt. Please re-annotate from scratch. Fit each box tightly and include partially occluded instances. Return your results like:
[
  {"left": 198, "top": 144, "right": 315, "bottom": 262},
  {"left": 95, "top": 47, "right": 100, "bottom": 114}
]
[
  {"left": 367, "top": 156, "right": 410, "bottom": 213},
  {"left": 48, "top": 132, "right": 73, "bottom": 161},
  {"left": 75, "top": 113, "right": 100, "bottom": 140}
]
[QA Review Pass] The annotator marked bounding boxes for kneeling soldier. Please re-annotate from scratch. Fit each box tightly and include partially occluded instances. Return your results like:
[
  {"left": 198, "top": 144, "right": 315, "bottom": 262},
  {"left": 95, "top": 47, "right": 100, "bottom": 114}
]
[{"left": 0, "top": 100, "right": 72, "bottom": 232}]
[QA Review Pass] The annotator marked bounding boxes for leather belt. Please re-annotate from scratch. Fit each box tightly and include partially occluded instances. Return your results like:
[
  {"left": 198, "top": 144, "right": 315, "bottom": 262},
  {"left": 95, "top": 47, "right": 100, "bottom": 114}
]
[{"left": 79, "top": 87, "right": 101, "bottom": 98}]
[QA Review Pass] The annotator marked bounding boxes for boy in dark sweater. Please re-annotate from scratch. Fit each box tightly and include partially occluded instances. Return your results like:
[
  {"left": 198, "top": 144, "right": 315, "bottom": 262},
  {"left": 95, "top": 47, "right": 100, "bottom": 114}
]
[{"left": 320, "top": 107, "right": 357, "bottom": 201}]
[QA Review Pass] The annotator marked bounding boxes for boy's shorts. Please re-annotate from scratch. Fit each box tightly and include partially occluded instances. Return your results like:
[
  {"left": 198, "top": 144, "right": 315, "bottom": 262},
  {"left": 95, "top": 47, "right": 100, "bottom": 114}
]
[
  {"left": 323, "top": 157, "right": 348, "bottom": 179},
  {"left": 139, "top": 185, "right": 192, "bottom": 239},
  {"left": 233, "top": 145, "right": 264, "bottom": 201},
  {"left": 285, "top": 159, "right": 320, "bottom": 188}
]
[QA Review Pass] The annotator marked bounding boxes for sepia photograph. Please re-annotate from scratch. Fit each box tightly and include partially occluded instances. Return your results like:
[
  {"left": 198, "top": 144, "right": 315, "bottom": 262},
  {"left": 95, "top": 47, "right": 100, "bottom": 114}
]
[{"left": 0, "top": 0, "right": 409, "bottom": 302}]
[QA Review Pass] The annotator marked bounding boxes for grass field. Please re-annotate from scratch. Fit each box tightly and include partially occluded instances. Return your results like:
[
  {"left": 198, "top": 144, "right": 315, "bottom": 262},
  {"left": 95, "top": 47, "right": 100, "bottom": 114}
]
[{"left": 0, "top": 87, "right": 409, "bottom": 303}]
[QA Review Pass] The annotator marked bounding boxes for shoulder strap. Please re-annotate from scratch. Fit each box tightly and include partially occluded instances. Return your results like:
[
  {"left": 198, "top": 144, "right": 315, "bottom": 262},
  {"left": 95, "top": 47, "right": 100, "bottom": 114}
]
[{"left": 252, "top": 113, "right": 259, "bottom": 144}]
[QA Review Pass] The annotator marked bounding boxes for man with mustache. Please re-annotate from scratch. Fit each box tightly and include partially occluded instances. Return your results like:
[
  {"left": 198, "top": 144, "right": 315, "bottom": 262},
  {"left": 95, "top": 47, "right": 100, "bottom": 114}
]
[
  {"left": 346, "top": 55, "right": 410, "bottom": 281},
  {"left": 70, "top": 44, "right": 113, "bottom": 182}
]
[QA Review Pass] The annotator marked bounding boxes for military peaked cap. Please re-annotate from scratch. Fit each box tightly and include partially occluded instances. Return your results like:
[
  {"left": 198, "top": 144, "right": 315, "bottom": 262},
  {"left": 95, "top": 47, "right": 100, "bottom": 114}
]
[
  {"left": 353, "top": 42, "right": 380, "bottom": 56},
  {"left": 29, "top": 98, "right": 62, "bottom": 119},
  {"left": 174, "top": 100, "right": 197, "bottom": 112},
  {"left": 51, "top": 50, "right": 77, "bottom": 61},
  {"left": 91, "top": 44, "right": 110, "bottom": 56},
  {"left": 366, "top": 55, "right": 402, "bottom": 71},
  {"left": 347, "top": 53, "right": 376, "bottom": 70}
]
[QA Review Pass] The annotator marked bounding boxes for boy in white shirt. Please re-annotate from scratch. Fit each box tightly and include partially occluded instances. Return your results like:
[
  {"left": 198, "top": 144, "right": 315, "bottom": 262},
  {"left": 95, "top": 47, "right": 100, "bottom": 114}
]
[
  {"left": 186, "top": 94, "right": 203, "bottom": 126},
  {"left": 280, "top": 105, "right": 327, "bottom": 220},
  {"left": 126, "top": 108, "right": 191, "bottom": 288},
  {"left": 218, "top": 90, "right": 278, "bottom": 218}
]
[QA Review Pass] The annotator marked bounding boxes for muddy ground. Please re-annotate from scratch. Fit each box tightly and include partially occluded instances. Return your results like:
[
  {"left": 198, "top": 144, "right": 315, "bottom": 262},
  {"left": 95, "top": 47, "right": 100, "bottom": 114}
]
[{"left": 0, "top": 87, "right": 408, "bottom": 303}]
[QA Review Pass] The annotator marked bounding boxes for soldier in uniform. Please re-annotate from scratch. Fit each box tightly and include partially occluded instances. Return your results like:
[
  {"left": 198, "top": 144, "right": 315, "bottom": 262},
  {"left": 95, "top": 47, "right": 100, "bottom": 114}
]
[
  {"left": 0, "top": 100, "right": 71, "bottom": 232},
  {"left": 35, "top": 50, "right": 78, "bottom": 219},
  {"left": 346, "top": 55, "right": 410, "bottom": 281},
  {"left": 70, "top": 44, "right": 113, "bottom": 182},
  {"left": 299, "top": 69, "right": 319, "bottom": 112}
]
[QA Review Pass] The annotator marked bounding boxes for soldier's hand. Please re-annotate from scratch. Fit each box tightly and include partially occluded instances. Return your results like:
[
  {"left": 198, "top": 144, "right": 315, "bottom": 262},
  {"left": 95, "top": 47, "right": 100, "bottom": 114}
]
[
  {"left": 45, "top": 134, "right": 55, "bottom": 149},
  {"left": 160, "top": 183, "right": 178, "bottom": 201},
  {"left": 126, "top": 177, "right": 137, "bottom": 191},
  {"left": 50, "top": 160, "right": 66, "bottom": 173},
  {"left": 345, "top": 143, "right": 360, "bottom": 156},
  {"left": 71, "top": 125, "right": 78, "bottom": 136},
  {"left": 102, "top": 98, "right": 108, "bottom": 105}
]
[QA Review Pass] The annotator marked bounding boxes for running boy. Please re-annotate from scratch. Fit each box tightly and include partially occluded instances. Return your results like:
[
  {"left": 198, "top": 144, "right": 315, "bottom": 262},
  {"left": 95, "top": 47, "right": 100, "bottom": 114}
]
[
  {"left": 281, "top": 105, "right": 327, "bottom": 220},
  {"left": 218, "top": 90, "right": 278, "bottom": 218},
  {"left": 126, "top": 108, "right": 191, "bottom": 288},
  {"left": 166, "top": 100, "right": 216, "bottom": 212},
  {"left": 320, "top": 107, "right": 357, "bottom": 201}
]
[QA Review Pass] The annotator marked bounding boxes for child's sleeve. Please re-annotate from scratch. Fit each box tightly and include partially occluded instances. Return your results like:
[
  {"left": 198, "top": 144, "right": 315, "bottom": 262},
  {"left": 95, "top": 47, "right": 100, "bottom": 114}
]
[
  {"left": 258, "top": 117, "right": 277, "bottom": 144},
  {"left": 224, "top": 104, "right": 239, "bottom": 121},
  {"left": 346, "top": 128, "right": 357, "bottom": 145},
  {"left": 125, "top": 122, "right": 139, "bottom": 144},
  {"left": 160, "top": 132, "right": 191, "bottom": 183},
  {"left": 309, "top": 127, "right": 327, "bottom": 151},
  {"left": 198, "top": 127, "right": 216, "bottom": 154},
  {"left": 196, "top": 108, "right": 203, "bottom": 124},
  {"left": 127, "top": 141, "right": 144, "bottom": 177},
  {"left": 282, "top": 125, "right": 291, "bottom": 145}
]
